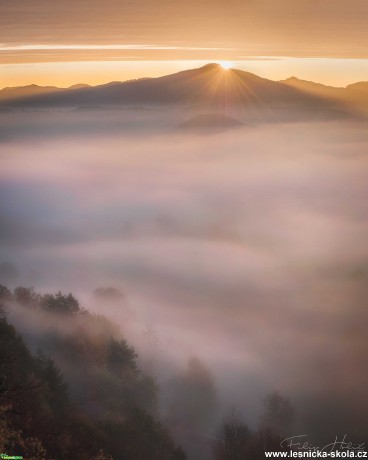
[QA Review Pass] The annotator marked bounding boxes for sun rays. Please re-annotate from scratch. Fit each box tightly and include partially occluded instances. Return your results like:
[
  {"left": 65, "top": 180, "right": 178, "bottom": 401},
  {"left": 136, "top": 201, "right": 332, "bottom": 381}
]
[
  {"left": 218, "top": 61, "right": 233, "bottom": 70},
  {"left": 180, "top": 62, "right": 269, "bottom": 114}
]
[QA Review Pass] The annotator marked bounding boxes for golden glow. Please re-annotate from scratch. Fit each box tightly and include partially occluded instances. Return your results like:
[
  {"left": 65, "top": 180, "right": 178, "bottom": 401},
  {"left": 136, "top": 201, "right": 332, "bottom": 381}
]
[
  {"left": 1, "top": 59, "right": 368, "bottom": 89},
  {"left": 0, "top": 44, "right": 231, "bottom": 52},
  {"left": 218, "top": 61, "right": 233, "bottom": 70}
]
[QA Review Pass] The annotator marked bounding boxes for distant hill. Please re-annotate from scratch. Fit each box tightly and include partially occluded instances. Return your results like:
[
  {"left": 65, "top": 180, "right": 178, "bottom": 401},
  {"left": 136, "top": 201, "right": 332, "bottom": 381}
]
[
  {"left": 0, "top": 64, "right": 365, "bottom": 119},
  {"left": 0, "top": 83, "right": 90, "bottom": 101},
  {"left": 0, "top": 84, "right": 63, "bottom": 101},
  {"left": 281, "top": 77, "right": 368, "bottom": 112}
]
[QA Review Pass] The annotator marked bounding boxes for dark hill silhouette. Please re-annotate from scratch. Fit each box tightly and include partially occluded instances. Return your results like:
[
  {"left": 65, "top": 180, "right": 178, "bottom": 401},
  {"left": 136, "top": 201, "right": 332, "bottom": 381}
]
[
  {"left": 281, "top": 77, "right": 368, "bottom": 112},
  {"left": 281, "top": 77, "right": 347, "bottom": 100},
  {"left": 0, "top": 64, "right": 362, "bottom": 119},
  {"left": 68, "top": 83, "right": 91, "bottom": 89},
  {"left": 0, "top": 83, "right": 90, "bottom": 101},
  {"left": 0, "top": 84, "right": 63, "bottom": 101}
]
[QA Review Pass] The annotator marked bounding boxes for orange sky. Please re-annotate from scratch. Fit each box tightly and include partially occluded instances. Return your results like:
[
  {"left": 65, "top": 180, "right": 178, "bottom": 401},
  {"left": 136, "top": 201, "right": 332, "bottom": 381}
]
[{"left": 1, "top": 0, "right": 367, "bottom": 87}]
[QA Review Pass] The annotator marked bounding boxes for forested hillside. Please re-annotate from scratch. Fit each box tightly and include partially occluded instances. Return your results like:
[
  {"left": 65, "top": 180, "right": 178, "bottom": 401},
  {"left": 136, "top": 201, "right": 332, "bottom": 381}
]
[
  {"left": 0, "top": 284, "right": 186, "bottom": 460},
  {"left": 0, "top": 284, "right": 294, "bottom": 459}
]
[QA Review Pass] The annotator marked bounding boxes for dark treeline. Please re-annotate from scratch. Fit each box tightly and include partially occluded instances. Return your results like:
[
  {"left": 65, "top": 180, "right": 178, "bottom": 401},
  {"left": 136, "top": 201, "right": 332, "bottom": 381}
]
[
  {"left": 0, "top": 284, "right": 293, "bottom": 460},
  {"left": 0, "top": 284, "right": 186, "bottom": 460}
]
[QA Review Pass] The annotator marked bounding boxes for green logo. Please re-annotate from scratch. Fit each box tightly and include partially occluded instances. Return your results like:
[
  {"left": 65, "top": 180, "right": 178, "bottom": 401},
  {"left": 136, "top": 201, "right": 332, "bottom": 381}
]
[{"left": 0, "top": 454, "right": 23, "bottom": 459}]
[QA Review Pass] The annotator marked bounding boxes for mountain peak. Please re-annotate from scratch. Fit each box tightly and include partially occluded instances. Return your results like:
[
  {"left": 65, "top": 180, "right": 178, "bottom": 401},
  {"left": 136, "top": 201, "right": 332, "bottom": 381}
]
[
  {"left": 200, "top": 63, "right": 223, "bottom": 71},
  {"left": 69, "top": 83, "right": 91, "bottom": 89},
  {"left": 0, "top": 65, "right": 363, "bottom": 118}
]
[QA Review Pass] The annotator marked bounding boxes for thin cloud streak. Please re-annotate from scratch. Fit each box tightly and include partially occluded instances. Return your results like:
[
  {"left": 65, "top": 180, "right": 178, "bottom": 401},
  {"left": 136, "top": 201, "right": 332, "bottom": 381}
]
[{"left": 0, "top": 44, "right": 233, "bottom": 52}]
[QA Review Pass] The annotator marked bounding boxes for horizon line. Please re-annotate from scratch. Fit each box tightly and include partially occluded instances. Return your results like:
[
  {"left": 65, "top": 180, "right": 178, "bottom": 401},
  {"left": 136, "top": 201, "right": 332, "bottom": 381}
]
[{"left": 0, "top": 62, "right": 366, "bottom": 91}]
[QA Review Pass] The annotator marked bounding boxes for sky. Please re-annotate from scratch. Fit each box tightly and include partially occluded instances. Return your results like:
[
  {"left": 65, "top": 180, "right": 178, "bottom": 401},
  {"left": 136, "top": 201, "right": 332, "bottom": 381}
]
[{"left": 0, "top": 0, "right": 368, "bottom": 87}]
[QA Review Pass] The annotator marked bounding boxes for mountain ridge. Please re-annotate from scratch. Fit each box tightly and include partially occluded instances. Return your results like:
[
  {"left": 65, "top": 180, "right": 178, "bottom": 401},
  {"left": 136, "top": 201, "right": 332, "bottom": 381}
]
[
  {"left": 281, "top": 76, "right": 368, "bottom": 112},
  {"left": 0, "top": 64, "right": 366, "bottom": 118},
  {"left": 3, "top": 65, "right": 367, "bottom": 94}
]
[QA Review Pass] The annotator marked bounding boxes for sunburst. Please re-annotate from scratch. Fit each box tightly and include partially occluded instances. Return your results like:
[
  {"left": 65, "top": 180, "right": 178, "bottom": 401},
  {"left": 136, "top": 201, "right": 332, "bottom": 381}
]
[{"left": 218, "top": 61, "right": 233, "bottom": 70}]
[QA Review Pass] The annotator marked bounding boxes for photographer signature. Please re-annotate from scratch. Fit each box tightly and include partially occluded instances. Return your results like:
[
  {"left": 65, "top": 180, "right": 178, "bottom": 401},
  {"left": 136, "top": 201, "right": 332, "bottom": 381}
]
[{"left": 281, "top": 435, "right": 365, "bottom": 453}]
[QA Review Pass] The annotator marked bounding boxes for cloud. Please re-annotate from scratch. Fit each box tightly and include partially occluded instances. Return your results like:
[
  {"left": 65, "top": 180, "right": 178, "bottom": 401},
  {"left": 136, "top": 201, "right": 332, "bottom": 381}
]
[
  {"left": 1, "top": 0, "right": 368, "bottom": 59},
  {"left": 1, "top": 112, "right": 368, "bottom": 441},
  {"left": 0, "top": 44, "right": 232, "bottom": 52}
]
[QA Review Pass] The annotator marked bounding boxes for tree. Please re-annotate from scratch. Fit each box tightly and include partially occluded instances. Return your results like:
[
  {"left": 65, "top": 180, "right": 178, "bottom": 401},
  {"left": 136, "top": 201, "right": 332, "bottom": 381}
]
[
  {"left": 0, "top": 317, "right": 40, "bottom": 417},
  {"left": 35, "top": 351, "right": 69, "bottom": 414},
  {"left": 107, "top": 339, "right": 138, "bottom": 379},
  {"left": 212, "top": 405, "right": 289, "bottom": 460},
  {"left": 0, "top": 285, "right": 187, "bottom": 459},
  {"left": 0, "top": 285, "right": 12, "bottom": 317},
  {"left": 14, "top": 286, "right": 40, "bottom": 308},
  {"left": 260, "top": 392, "right": 294, "bottom": 437},
  {"left": 0, "top": 404, "right": 47, "bottom": 460},
  {"left": 167, "top": 356, "right": 217, "bottom": 429},
  {"left": 40, "top": 291, "right": 80, "bottom": 315},
  {"left": 0, "top": 285, "right": 12, "bottom": 301},
  {"left": 213, "top": 409, "right": 251, "bottom": 460},
  {"left": 101, "top": 408, "right": 186, "bottom": 460}
]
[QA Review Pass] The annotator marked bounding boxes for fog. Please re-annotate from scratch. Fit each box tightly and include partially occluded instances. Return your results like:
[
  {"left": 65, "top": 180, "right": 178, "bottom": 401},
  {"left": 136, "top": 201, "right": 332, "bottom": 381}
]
[{"left": 1, "top": 110, "right": 368, "bottom": 448}]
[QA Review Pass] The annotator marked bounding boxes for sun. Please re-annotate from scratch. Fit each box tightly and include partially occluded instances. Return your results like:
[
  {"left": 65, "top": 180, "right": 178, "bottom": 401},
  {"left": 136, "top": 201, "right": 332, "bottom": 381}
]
[{"left": 218, "top": 61, "right": 233, "bottom": 70}]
